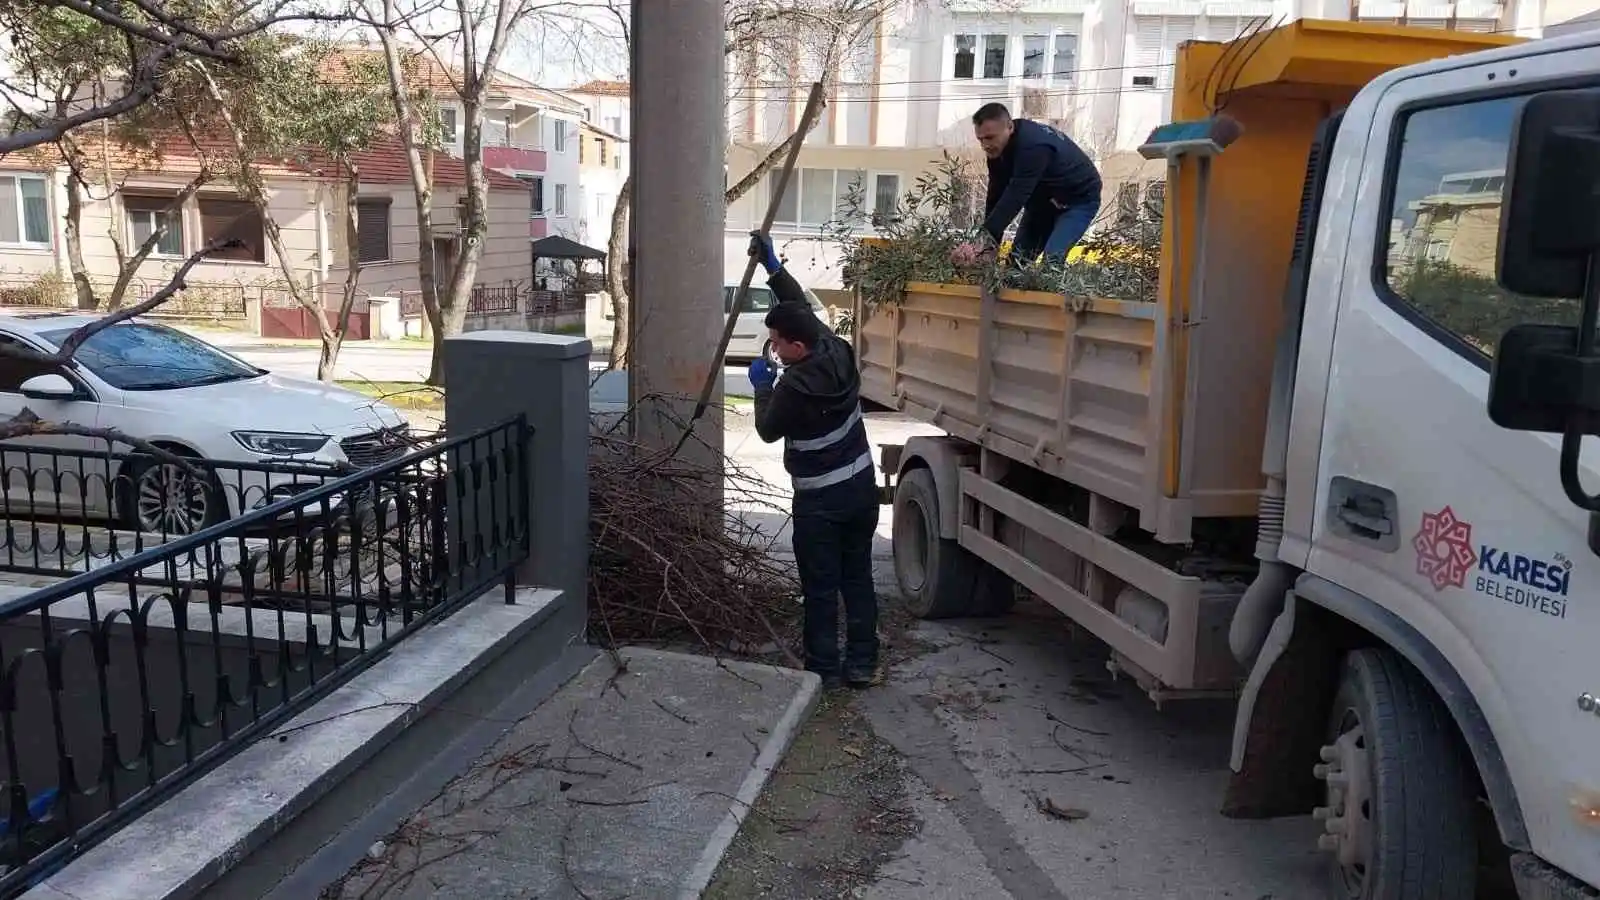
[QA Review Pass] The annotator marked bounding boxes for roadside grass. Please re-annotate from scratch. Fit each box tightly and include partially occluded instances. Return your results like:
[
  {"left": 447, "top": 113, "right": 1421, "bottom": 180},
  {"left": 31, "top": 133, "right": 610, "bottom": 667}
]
[{"left": 337, "top": 380, "right": 444, "bottom": 411}]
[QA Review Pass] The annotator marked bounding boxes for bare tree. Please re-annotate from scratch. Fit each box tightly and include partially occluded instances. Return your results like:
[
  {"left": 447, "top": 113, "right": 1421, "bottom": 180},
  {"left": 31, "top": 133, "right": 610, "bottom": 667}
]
[
  {"left": 364, "top": 0, "right": 552, "bottom": 386},
  {"left": 586, "top": 0, "right": 896, "bottom": 368}
]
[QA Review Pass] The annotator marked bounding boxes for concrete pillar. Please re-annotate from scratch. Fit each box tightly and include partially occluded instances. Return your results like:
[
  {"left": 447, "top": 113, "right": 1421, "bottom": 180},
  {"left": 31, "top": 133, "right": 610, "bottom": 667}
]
[
  {"left": 443, "top": 331, "right": 590, "bottom": 606},
  {"left": 629, "top": 0, "right": 727, "bottom": 495}
]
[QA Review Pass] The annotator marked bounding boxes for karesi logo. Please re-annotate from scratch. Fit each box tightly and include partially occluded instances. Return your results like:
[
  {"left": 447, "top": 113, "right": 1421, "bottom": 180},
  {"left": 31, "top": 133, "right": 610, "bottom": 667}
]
[{"left": 1413, "top": 506, "right": 1478, "bottom": 592}]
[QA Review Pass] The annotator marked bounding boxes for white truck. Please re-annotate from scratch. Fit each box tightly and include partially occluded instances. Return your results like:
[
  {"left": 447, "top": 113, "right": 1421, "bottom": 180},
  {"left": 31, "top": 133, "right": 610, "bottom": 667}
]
[{"left": 854, "top": 19, "right": 1600, "bottom": 900}]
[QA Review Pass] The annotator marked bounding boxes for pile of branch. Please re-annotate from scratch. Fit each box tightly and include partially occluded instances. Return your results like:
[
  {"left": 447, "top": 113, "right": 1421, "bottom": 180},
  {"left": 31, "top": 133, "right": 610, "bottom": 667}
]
[{"left": 587, "top": 406, "right": 801, "bottom": 665}]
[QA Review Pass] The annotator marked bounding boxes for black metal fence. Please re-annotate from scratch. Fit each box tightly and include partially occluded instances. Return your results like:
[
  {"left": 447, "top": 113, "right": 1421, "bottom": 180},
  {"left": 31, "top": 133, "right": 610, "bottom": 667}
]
[{"left": 0, "top": 418, "right": 530, "bottom": 894}]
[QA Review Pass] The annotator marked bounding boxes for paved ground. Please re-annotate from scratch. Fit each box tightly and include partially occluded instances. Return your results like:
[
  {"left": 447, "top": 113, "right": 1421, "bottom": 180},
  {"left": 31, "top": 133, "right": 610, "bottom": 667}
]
[
  {"left": 712, "top": 407, "right": 1331, "bottom": 899},
  {"left": 323, "top": 648, "right": 819, "bottom": 900}
]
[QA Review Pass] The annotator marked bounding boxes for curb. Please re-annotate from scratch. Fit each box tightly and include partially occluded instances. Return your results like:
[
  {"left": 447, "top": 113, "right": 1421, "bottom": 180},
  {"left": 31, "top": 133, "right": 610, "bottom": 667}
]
[{"left": 677, "top": 663, "right": 822, "bottom": 898}]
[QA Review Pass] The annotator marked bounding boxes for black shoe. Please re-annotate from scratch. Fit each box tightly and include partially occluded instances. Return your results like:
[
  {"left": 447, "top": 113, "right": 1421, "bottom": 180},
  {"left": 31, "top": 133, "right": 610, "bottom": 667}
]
[
  {"left": 845, "top": 664, "right": 882, "bottom": 689},
  {"left": 820, "top": 674, "right": 845, "bottom": 691}
]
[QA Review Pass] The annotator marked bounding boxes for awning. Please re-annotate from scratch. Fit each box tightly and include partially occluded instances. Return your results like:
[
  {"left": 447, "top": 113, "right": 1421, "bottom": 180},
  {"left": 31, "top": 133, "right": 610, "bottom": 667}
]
[{"left": 530, "top": 235, "right": 606, "bottom": 260}]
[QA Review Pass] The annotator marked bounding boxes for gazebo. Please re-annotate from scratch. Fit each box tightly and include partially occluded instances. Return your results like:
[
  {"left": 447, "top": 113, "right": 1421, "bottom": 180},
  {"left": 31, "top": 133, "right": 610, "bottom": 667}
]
[
  {"left": 531, "top": 235, "right": 606, "bottom": 291},
  {"left": 530, "top": 235, "right": 607, "bottom": 315}
]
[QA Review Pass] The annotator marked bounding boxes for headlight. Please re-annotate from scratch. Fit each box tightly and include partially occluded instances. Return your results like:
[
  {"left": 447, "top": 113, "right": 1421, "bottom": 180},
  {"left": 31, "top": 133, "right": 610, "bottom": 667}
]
[{"left": 232, "top": 431, "right": 332, "bottom": 456}]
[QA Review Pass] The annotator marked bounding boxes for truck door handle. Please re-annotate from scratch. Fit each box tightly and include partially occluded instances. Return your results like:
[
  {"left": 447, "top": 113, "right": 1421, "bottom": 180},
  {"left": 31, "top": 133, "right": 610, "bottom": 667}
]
[
  {"left": 1327, "top": 476, "right": 1400, "bottom": 552},
  {"left": 1336, "top": 506, "right": 1392, "bottom": 535}
]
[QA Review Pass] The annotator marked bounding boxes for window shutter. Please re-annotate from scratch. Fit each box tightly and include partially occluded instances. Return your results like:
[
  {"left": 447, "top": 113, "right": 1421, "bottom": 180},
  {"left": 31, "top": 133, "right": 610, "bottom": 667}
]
[
  {"left": 1132, "top": 17, "right": 1165, "bottom": 82},
  {"left": 1159, "top": 17, "right": 1195, "bottom": 88},
  {"left": 356, "top": 199, "right": 391, "bottom": 263}
]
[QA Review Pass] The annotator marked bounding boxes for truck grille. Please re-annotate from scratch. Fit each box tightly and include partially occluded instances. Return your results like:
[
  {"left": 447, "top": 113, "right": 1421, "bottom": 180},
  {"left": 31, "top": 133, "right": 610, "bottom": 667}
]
[{"left": 339, "top": 426, "right": 410, "bottom": 468}]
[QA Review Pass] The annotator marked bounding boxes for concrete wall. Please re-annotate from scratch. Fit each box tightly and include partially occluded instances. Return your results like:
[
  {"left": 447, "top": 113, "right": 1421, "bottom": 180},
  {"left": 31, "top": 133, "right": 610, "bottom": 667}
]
[{"left": 0, "top": 595, "right": 345, "bottom": 830}]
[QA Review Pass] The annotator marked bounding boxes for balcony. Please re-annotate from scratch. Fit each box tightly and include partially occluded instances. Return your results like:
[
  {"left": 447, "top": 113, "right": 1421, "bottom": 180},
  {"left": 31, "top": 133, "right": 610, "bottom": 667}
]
[{"left": 485, "top": 143, "right": 547, "bottom": 172}]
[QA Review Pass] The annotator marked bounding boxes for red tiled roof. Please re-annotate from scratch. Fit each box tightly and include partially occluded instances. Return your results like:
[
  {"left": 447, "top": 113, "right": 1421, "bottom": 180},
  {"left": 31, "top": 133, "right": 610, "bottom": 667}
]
[
  {"left": 350, "top": 133, "right": 526, "bottom": 191},
  {"left": 568, "top": 80, "right": 630, "bottom": 97}
]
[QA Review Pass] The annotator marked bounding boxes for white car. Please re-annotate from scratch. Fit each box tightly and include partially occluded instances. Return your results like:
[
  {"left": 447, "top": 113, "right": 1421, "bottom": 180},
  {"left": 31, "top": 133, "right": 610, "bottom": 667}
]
[
  {"left": 0, "top": 313, "right": 408, "bottom": 534},
  {"left": 723, "top": 282, "right": 832, "bottom": 364}
]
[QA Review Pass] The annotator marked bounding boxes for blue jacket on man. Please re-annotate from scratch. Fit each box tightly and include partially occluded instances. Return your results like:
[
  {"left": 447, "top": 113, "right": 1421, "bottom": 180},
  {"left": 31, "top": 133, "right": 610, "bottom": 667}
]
[{"left": 982, "top": 117, "right": 1102, "bottom": 245}]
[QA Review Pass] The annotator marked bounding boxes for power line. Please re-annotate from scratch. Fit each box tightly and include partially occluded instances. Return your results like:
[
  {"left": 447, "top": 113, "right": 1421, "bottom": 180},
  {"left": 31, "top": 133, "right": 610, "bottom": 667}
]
[{"left": 731, "top": 61, "right": 1173, "bottom": 93}]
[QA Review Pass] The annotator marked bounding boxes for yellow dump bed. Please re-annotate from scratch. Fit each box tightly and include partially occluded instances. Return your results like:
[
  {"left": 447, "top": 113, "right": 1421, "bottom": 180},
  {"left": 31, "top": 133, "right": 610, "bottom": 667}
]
[{"left": 856, "top": 19, "right": 1521, "bottom": 543}]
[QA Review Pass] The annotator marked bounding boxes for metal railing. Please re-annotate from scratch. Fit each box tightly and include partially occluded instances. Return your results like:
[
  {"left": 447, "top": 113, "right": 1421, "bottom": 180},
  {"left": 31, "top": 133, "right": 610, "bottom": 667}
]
[
  {"left": 0, "top": 418, "right": 530, "bottom": 894},
  {"left": 0, "top": 428, "right": 413, "bottom": 578},
  {"left": 528, "top": 288, "right": 586, "bottom": 316},
  {"left": 466, "top": 283, "right": 523, "bottom": 316}
]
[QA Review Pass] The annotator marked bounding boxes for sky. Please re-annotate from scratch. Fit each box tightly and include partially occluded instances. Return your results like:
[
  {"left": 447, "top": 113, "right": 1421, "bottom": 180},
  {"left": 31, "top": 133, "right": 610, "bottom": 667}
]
[{"left": 1389, "top": 94, "right": 1520, "bottom": 226}]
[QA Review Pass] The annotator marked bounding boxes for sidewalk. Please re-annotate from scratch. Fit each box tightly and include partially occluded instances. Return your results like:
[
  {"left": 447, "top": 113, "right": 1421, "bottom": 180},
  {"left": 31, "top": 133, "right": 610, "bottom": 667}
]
[{"left": 321, "top": 648, "right": 819, "bottom": 899}]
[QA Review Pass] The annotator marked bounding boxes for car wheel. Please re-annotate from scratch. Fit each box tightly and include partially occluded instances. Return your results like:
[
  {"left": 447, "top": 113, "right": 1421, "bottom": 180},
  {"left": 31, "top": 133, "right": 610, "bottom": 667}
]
[{"left": 123, "top": 453, "right": 226, "bottom": 535}]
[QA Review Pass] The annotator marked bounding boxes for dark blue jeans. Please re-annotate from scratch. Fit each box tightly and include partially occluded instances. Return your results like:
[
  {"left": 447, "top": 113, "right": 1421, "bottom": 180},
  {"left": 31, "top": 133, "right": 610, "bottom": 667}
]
[
  {"left": 1012, "top": 198, "right": 1099, "bottom": 266},
  {"left": 791, "top": 470, "right": 880, "bottom": 678}
]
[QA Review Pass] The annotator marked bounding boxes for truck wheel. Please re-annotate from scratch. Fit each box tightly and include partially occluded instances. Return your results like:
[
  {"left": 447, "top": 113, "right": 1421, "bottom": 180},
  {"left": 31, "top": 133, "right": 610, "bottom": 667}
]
[
  {"left": 893, "top": 467, "right": 1012, "bottom": 619},
  {"left": 1313, "top": 648, "right": 1477, "bottom": 900}
]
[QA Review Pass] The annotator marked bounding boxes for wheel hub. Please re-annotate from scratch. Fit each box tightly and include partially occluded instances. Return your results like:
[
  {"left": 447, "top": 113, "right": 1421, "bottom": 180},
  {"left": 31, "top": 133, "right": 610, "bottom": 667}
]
[{"left": 1313, "top": 720, "right": 1373, "bottom": 893}]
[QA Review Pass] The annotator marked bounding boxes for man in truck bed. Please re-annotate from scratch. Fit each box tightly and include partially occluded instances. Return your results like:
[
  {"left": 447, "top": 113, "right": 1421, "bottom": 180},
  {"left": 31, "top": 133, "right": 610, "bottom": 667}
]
[
  {"left": 745, "top": 231, "right": 880, "bottom": 690},
  {"left": 973, "top": 102, "right": 1103, "bottom": 267}
]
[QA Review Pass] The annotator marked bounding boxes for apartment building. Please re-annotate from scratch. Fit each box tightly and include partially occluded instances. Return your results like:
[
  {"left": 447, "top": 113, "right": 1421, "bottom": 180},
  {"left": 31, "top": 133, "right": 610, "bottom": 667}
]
[
  {"left": 724, "top": 0, "right": 1547, "bottom": 289},
  {"left": 575, "top": 121, "right": 628, "bottom": 253}
]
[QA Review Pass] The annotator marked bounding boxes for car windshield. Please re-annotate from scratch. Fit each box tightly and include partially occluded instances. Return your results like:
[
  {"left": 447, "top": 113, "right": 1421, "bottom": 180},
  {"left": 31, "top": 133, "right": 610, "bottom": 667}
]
[{"left": 40, "top": 323, "right": 265, "bottom": 390}]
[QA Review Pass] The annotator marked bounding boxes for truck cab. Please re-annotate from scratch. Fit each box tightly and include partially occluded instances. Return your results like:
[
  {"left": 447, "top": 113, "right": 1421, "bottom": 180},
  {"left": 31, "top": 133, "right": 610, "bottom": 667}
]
[{"left": 853, "top": 20, "right": 1600, "bottom": 899}]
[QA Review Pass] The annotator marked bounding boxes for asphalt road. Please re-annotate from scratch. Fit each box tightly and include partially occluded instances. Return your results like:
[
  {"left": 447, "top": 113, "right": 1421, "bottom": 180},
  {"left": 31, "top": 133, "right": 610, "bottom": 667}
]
[{"left": 214, "top": 338, "right": 756, "bottom": 397}]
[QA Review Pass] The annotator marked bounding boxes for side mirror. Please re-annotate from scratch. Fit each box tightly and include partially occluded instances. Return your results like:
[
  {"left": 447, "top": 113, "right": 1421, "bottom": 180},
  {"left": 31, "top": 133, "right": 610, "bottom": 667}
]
[
  {"left": 19, "top": 373, "right": 78, "bottom": 401},
  {"left": 1488, "top": 89, "right": 1600, "bottom": 511}
]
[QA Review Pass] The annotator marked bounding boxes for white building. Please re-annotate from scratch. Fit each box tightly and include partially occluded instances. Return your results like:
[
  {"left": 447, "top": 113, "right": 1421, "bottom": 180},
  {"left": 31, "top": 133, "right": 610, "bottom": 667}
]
[
  {"left": 722, "top": 0, "right": 1546, "bottom": 290},
  {"left": 575, "top": 121, "right": 629, "bottom": 253}
]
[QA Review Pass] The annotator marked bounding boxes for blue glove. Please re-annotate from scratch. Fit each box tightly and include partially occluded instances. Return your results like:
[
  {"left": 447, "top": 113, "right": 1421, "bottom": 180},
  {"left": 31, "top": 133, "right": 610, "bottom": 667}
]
[
  {"left": 748, "top": 230, "right": 782, "bottom": 275},
  {"left": 748, "top": 358, "right": 776, "bottom": 391}
]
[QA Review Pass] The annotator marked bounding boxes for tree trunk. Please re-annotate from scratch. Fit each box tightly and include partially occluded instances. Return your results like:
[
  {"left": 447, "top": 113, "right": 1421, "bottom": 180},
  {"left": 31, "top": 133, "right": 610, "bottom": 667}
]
[
  {"left": 605, "top": 174, "right": 631, "bottom": 369},
  {"left": 62, "top": 175, "right": 97, "bottom": 310},
  {"left": 374, "top": 10, "right": 443, "bottom": 382},
  {"left": 320, "top": 162, "right": 365, "bottom": 383}
]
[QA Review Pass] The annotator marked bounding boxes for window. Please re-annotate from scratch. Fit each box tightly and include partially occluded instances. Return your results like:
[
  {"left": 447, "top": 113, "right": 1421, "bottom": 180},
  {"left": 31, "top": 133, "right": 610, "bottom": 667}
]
[
  {"left": 1053, "top": 34, "right": 1079, "bottom": 82},
  {"left": 554, "top": 183, "right": 567, "bottom": 216},
  {"left": 355, "top": 197, "right": 391, "bottom": 264},
  {"left": 1022, "top": 35, "right": 1047, "bottom": 79},
  {"left": 871, "top": 173, "right": 901, "bottom": 223},
  {"left": 440, "top": 107, "right": 458, "bottom": 144},
  {"left": 197, "top": 196, "right": 264, "bottom": 263},
  {"left": 725, "top": 286, "right": 777, "bottom": 314},
  {"left": 483, "top": 116, "right": 509, "bottom": 147},
  {"left": 123, "top": 194, "right": 184, "bottom": 257},
  {"left": 517, "top": 175, "right": 544, "bottom": 217},
  {"left": 0, "top": 334, "right": 61, "bottom": 393},
  {"left": 953, "top": 34, "right": 976, "bottom": 79},
  {"left": 1131, "top": 16, "right": 1195, "bottom": 88},
  {"left": 553, "top": 122, "right": 567, "bottom": 152},
  {"left": 579, "top": 137, "right": 586, "bottom": 164},
  {"left": 0, "top": 175, "right": 50, "bottom": 247},
  {"left": 769, "top": 168, "right": 869, "bottom": 228},
  {"left": 604, "top": 115, "right": 622, "bottom": 134},
  {"left": 1380, "top": 93, "right": 1578, "bottom": 364},
  {"left": 598, "top": 139, "right": 608, "bottom": 166},
  {"left": 982, "top": 34, "right": 1007, "bottom": 78}
]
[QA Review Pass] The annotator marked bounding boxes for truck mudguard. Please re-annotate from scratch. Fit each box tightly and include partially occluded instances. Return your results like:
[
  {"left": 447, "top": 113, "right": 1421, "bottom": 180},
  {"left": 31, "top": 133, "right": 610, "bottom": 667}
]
[
  {"left": 895, "top": 436, "right": 975, "bottom": 541},
  {"left": 1292, "top": 572, "right": 1529, "bottom": 850}
]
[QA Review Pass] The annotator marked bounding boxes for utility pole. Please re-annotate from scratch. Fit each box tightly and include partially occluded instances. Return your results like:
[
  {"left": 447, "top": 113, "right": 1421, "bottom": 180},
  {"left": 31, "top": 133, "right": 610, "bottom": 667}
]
[{"left": 628, "top": 0, "right": 727, "bottom": 498}]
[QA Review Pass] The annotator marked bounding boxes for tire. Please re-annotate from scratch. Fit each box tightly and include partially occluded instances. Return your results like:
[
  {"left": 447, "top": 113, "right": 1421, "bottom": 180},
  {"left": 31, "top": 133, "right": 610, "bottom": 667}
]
[
  {"left": 121, "top": 451, "right": 227, "bottom": 535},
  {"left": 1315, "top": 647, "right": 1478, "bottom": 900},
  {"left": 892, "top": 467, "right": 1014, "bottom": 619}
]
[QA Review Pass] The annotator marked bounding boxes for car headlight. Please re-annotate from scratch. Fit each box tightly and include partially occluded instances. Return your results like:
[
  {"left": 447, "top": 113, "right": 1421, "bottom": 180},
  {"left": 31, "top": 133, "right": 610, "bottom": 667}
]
[{"left": 232, "top": 431, "right": 332, "bottom": 456}]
